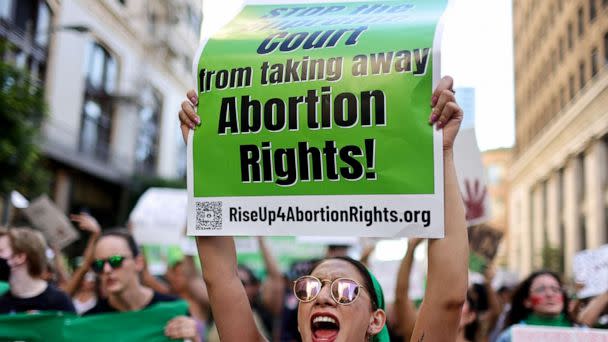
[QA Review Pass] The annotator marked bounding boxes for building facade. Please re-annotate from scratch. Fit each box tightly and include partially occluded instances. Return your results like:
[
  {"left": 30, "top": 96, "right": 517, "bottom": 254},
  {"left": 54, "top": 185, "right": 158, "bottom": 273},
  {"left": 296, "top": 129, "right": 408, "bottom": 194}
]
[
  {"left": 1, "top": 0, "right": 201, "bottom": 225},
  {"left": 510, "top": 0, "right": 608, "bottom": 276},
  {"left": 482, "top": 148, "right": 512, "bottom": 265}
]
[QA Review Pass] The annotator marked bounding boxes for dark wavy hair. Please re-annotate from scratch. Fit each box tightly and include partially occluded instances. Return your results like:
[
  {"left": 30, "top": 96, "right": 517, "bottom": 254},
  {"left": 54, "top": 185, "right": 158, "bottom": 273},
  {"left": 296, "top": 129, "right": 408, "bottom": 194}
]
[
  {"left": 464, "top": 288, "right": 480, "bottom": 341},
  {"left": 503, "top": 270, "right": 574, "bottom": 330},
  {"left": 309, "top": 256, "right": 379, "bottom": 311}
]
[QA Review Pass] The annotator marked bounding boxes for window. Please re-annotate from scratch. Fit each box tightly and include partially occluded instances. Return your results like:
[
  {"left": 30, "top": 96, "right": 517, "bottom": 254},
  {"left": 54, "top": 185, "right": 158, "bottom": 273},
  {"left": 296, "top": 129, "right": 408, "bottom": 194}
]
[
  {"left": 579, "top": 61, "right": 586, "bottom": 90},
  {"left": 1, "top": 1, "right": 52, "bottom": 78},
  {"left": 591, "top": 48, "right": 599, "bottom": 77},
  {"left": 560, "top": 86, "right": 566, "bottom": 108},
  {"left": 569, "top": 74, "right": 575, "bottom": 99},
  {"left": 605, "top": 33, "right": 608, "bottom": 65},
  {"left": 486, "top": 165, "right": 503, "bottom": 185},
  {"left": 590, "top": 0, "right": 597, "bottom": 20},
  {"left": 34, "top": 1, "right": 50, "bottom": 48},
  {"left": 186, "top": 5, "right": 202, "bottom": 34},
  {"left": 578, "top": 7, "right": 585, "bottom": 37},
  {"left": 579, "top": 214, "right": 587, "bottom": 250},
  {"left": 135, "top": 87, "right": 162, "bottom": 174},
  {"left": 578, "top": 154, "right": 586, "bottom": 201},
  {"left": 558, "top": 168, "right": 565, "bottom": 253},
  {"left": 568, "top": 22, "right": 573, "bottom": 49},
  {"left": 0, "top": 0, "right": 13, "bottom": 20},
  {"left": 559, "top": 37, "right": 564, "bottom": 61},
  {"left": 80, "top": 42, "right": 118, "bottom": 161}
]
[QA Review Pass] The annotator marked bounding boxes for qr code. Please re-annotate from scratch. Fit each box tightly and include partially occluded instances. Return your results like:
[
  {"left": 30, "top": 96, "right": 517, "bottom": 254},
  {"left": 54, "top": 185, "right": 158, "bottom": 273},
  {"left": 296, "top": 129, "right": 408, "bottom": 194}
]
[{"left": 195, "top": 201, "right": 222, "bottom": 230}]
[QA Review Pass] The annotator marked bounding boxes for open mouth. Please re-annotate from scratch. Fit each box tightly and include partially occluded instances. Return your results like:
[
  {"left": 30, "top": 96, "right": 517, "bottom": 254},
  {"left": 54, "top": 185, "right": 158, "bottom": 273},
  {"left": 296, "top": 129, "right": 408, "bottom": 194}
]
[{"left": 311, "top": 314, "right": 340, "bottom": 341}]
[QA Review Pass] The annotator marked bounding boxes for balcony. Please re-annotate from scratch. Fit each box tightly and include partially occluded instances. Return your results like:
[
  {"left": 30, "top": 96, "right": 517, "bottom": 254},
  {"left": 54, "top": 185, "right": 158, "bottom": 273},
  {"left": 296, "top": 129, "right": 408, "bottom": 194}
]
[{"left": 41, "top": 119, "right": 132, "bottom": 185}]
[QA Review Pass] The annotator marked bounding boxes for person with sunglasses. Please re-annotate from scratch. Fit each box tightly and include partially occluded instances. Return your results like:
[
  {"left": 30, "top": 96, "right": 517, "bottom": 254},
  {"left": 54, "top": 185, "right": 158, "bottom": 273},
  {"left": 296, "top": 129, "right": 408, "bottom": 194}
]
[
  {"left": 83, "top": 230, "right": 202, "bottom": 341},
  {"left": 178, "top": 75, "right": 468, "bottom": 341}
]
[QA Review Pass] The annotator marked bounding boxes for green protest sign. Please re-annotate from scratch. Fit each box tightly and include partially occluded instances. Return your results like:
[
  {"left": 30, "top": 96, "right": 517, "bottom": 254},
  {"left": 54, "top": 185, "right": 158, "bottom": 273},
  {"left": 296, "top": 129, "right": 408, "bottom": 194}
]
[
  {"left": 0, "top": 301, "right": 188, "bottom": 342},
  {"left": 188, "top": 0, "right": 448, "bottom": 237}
]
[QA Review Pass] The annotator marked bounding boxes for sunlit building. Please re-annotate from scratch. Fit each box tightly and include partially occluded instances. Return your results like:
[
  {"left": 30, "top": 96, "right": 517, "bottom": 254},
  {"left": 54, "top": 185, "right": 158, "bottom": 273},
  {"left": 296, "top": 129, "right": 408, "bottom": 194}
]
[
  {"left": 482, "top": 148, "right": 512, "bottom": 265},
  {"left": 1, "top": 0, "right": 202, "bottom": 225},
  {"left": 510, "top": 0, "right": 608, "bottom": 276}
]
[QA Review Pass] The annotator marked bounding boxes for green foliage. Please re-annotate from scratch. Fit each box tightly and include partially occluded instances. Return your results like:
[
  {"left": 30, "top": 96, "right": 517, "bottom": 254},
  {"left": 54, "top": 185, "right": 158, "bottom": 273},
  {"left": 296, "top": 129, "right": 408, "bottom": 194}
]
[
  {"left": 542, "top": 245, "right": 564, "bottom": 274},
  {"left": 0, "top": 43, "right": 50, "bottom": 197}
]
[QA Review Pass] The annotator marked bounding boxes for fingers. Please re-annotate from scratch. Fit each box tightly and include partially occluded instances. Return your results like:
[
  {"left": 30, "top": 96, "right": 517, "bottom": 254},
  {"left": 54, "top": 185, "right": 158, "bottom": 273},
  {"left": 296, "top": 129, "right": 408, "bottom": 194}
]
[
  {"left": 430, "top": 75, "right": 454, "bottom": 107},
  {"left": 430, "top": 89, "right": 456, "bottom": 128},
  {"left": 164, "top": 316, "right": 197, "bottom": 339},
  {"left": 70, "top": 214, "right": 83, "bottom": 223},
  {"left": 180, "top": 101, "right": 199, "bottom": 128},
  {"left": 187, "top": 89, "right": 198, "bottom": 106}
]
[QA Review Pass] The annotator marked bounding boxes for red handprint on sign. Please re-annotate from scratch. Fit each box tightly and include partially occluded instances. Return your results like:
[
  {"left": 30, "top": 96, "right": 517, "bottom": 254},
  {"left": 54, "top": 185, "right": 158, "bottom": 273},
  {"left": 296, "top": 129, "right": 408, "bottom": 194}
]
[{"left": 463, "top": 178, "right": 487, "bottom": 221}]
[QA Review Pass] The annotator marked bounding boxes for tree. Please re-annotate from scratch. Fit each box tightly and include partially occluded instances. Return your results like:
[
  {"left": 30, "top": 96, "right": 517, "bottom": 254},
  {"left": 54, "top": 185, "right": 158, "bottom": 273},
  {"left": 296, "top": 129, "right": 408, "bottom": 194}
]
[{"left": 0, "top": 43, "right": 50, "bottom": 223}]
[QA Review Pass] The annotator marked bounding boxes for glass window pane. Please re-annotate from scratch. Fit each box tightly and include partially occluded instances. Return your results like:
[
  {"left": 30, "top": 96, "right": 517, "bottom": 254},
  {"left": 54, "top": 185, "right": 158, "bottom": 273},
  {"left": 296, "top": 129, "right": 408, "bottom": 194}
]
[
  {"left": 81, "top": 100, "right": 102, "bottom": 156},
  {"left": 34, "top": 3, "right": 51, "bottom": 47},
  {"left": 105, "top": 55, "right": 117, "bottom": 93},
  {"left": 88, "top": 45, "right": 105, "bottom": 89},
  {"left": 0, "top": 0, "right": 12, "bottom": 20}
]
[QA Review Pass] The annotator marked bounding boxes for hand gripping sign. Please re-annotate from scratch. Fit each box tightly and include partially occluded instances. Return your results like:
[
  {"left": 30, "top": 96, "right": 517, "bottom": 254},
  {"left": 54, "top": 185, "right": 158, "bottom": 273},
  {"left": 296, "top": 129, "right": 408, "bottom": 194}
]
[{"left": 188, "top": 0, "right": 450, "bottom": 237}]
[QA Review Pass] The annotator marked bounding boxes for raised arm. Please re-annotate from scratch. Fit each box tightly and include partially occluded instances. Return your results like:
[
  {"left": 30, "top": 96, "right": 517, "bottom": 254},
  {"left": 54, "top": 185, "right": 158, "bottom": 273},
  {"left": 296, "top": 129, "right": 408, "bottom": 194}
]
[
  {"left": 395, "top": 238, "right": 422, "bottom": 342},
  {"left": 197, "top": 236, "right": 266, "bottom": 341},
  {"left": 257, "top": 236, "right": 285, "bottom": 317},
  {"left": 579, "top": 291, "right": 608, "bottom": 327},
  {"left": 180, "top": 91, "right": 266, "bottom": 341},
  {"left": 411, "top": 76, "right": 468, "bottom": 341},
  {"left": 482, "top": 265, "right": 503, "bottom": 337},
  {"left": 62, "top": 213, "right": 101, "bottom": 296}
]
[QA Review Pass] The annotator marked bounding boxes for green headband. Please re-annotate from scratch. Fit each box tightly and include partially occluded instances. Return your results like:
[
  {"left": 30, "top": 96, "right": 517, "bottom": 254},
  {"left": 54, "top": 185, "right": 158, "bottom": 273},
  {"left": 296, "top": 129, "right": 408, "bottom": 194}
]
[{"left": 367, "top": 270, "right": 390, "bottom": 342}]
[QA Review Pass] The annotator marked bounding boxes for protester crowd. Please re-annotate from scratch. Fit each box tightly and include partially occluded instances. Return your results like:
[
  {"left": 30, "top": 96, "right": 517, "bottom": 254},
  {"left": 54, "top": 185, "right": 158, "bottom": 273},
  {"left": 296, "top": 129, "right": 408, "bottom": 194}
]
[
  {"left": 2, "top": 81, "right": 608, "bottom": 341},
  {"left": 3, "top": 218, "right": 608, "bottom": 341}
]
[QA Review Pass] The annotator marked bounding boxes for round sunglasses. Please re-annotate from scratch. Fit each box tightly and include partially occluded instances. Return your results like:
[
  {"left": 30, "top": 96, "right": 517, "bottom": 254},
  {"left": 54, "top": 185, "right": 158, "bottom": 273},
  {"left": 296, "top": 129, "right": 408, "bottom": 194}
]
[
  {"left": 91, "top": 255, "right": 129, "bottom": 273},
  {"left": 293, "top": 275, "right": 368, "bottom": 305}
]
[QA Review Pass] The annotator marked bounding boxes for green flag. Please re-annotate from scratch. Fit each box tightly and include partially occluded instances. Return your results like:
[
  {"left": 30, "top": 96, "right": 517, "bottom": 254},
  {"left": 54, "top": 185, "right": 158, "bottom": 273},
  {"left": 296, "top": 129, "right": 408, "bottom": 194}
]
[{"left": 0, "top": 300, "right": 189, "bottom": 342}]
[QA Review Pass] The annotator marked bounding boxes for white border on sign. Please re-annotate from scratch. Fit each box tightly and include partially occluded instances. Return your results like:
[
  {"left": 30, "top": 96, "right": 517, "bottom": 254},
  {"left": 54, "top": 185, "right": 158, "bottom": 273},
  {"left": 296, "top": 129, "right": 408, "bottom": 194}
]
[{"left": 188, "top": 0, "right": 450, "bottom": 238}]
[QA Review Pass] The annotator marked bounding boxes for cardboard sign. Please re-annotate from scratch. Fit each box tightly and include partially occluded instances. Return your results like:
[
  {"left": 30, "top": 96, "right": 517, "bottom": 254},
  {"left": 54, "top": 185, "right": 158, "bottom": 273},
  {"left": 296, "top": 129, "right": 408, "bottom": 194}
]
[
  {"left": 453, "top": 127, "right": 490, "bottom": 225},
  {"left": 129, "top": 188, "right": 187, "bottom": 246},
  {"left": 512, "top": 326, "right": 608, "bottom": 341},
  {"left": 22, "top": 195, "right": 79, "bottom": 249},
  {"left": 573, "top": 244, "right": 608, "bottom": 298},
  {"left": 468, "top": 224, "right": 503, "bottom": 262},
  {"left": 188, "top": 0, "right": 449, "bottom": 237}
]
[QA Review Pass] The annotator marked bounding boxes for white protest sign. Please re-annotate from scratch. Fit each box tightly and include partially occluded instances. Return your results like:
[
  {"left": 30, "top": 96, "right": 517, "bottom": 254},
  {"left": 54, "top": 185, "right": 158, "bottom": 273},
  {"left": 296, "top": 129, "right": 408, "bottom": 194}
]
[
  {"left": 296, "top": 236, "right": 359, "bottom": 246},
  {"left": 512, "top": 326, "right": 608, "bottom": 341},
  {"left": 129, "top": 188, "right": 187, "bottom": 246},
  {"left": 454, "top": 127, "right": 490, "bottom": 226},
  {"left": 573, "top": 244, "right": 608, "bottom": 298},
  {"left": 22, "top": 195, "right": 79, "bottom": 249},
  {"left": 10, "top": 191, "right": 29, "bottom": 209}
]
